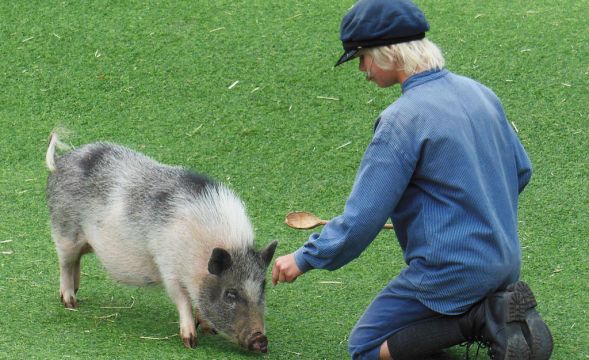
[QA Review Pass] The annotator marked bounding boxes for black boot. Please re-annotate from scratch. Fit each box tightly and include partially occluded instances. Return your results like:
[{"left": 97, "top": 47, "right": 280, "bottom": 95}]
[
  {"left": 506, "top": 282, "right": 554, "bottom": 360},
  {"left": 458, "top": 281, "right": 553, "bottom": 360}
]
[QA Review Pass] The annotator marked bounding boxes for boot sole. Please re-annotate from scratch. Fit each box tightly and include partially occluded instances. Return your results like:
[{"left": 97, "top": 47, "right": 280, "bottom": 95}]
[
  {"left": 506, "top": 282, "right": 554, "bottom": 360},
  {"left": 506, "top": 282, "right": 537, "bottom": 323},
  {"left": 504, "top": 335, "right": 531, "bottom": 360}
]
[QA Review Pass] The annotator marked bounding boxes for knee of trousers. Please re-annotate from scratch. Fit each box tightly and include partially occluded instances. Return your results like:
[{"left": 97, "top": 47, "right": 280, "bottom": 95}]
[
  {"left": 347, "top": 325, "right": 381, "bottom": 360},
  {"left": 348, "top": 323, "right": 363, "bottom": 353}
]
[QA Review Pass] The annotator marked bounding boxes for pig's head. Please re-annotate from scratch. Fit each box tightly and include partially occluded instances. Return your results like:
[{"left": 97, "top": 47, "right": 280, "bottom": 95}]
[{"left": 199, "top": 240, "right": 278, "bottom": 353}]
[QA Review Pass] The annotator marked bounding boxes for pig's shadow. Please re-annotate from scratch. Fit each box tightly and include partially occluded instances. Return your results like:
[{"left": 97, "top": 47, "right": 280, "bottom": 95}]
[{"left": 78, "top": 284, "right": 260, "bottom": 357}]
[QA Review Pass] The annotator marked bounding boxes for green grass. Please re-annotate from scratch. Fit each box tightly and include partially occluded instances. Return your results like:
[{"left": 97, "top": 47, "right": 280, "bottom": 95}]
[{"left": 1, "top": 1, "right": 587, "bottom": 359}]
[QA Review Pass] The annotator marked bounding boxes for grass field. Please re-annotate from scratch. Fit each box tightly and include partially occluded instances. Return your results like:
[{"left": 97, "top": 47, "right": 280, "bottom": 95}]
[{"left": 1, "top": 1, "right": 587, "bottom": 359}]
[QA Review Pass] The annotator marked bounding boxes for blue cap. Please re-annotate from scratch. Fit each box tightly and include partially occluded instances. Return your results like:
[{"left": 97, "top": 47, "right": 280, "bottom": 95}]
[{"left": 335, "top": 0, "right": 429, "bottom": 66}]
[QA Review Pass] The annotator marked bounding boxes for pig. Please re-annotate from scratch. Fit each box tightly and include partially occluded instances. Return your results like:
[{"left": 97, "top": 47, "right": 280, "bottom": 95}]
[{"left": 45, "top": 133, "right": 277, "bottom": 353}]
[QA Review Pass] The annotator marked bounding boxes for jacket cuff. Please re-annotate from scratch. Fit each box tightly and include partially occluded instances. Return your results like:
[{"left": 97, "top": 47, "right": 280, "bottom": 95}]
[{"left": 293, "top": 247, "right": 314, "bottom": 273}]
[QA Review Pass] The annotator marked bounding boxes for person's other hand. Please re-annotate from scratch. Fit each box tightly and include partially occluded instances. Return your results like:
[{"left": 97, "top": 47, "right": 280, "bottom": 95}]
[{"left": 272, "top": 253, "right": 302, "bottom": 286}]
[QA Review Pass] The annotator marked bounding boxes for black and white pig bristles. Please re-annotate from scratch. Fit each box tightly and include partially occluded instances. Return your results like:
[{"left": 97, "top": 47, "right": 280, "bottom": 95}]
[{"left": 46, "top": 133, "right": 277, "bottom": 353}]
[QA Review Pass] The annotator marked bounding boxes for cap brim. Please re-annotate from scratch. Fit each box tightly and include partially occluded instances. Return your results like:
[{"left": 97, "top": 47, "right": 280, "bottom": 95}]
[{"left": 335, "top": 48, "right": 359, "bottom": 67}]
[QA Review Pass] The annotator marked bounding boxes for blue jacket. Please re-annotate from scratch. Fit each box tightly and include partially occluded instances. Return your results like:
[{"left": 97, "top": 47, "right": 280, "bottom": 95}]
[{"left": 294, "top": 69, "right": 532, "bottom": 315}]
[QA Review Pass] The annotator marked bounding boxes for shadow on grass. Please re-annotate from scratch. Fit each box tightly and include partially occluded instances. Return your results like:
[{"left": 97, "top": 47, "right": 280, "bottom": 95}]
[{"left": 49, "top": 283, "right": 265, "bottom": 358}]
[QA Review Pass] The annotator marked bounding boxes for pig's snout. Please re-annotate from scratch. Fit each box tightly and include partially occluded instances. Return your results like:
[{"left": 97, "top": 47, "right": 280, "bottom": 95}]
[{"left": 247, "top": 332, "right": 268, "bottom": 353}]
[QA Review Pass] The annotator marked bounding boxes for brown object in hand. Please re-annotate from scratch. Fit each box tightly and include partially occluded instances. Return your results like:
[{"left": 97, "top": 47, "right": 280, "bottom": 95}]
[{"left": 284, "top": 211, "right": 393, "bottom": 230}]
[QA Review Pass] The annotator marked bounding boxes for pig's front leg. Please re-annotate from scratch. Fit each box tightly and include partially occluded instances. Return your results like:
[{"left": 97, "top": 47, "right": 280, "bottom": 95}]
[
  {"left": 196, "top": 310, "right": 218, "bottom": 335},
  {"left": 163, "top": 279, "right": 197, "bottom": 348}
]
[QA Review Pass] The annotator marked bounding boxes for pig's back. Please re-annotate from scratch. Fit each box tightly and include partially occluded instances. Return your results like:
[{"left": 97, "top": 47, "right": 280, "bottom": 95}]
[{"left": 49, "top": 142, "right": 215, "bottom": 229}]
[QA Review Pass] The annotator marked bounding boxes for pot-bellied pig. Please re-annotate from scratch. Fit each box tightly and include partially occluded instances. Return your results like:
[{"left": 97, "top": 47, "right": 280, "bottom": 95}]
[{"left": 45, "top": 133, "right": 277, "bottom": 353}]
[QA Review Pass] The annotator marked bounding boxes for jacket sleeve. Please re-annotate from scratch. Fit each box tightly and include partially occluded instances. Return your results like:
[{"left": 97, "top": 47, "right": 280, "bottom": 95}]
[
  {"left": 512, "top": 134, "right": 532, "bottom": 193},
  {"left": 293, "top": 121, "right": 417, "bottom": 272}
]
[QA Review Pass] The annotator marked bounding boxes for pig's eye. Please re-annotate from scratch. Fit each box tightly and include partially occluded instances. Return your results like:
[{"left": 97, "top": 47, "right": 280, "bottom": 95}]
[{"left": 224, "top": 289, "right": 238, "bottom": 303}]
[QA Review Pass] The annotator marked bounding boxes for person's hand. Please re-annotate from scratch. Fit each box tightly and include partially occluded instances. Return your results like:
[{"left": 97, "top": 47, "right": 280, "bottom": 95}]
[{"left": 272, "top": 253, "right": 303, "bottom": 286}]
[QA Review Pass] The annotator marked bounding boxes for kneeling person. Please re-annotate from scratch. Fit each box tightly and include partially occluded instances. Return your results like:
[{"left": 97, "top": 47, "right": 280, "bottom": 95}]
[{"left": 272, "top": 0, "right": 553, "bottom": 359}]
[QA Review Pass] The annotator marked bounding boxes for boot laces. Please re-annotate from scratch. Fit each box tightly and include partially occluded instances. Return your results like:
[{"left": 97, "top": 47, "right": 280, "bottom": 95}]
[{"left": 460, "top": 337, "right": 491, "bottom": 360}]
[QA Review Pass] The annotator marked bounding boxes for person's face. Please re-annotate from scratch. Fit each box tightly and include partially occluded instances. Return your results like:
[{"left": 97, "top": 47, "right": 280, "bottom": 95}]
[{"left": 358, "top": 53, "right": 402, "bottom": 88}]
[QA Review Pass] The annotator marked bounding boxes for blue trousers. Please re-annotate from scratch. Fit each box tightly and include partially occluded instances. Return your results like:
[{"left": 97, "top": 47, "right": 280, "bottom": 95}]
[{"left": 348, "top": 281, "right": 442, "bottom": 360}]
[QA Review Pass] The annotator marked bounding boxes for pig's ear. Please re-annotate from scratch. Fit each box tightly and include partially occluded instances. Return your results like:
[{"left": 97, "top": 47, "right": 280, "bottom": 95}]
[
  {"left": 260, "top": 240, "right": 278, "bottom": 268},
  {"left": 208, "top": 248, "right": 232, "bottom": 276}
]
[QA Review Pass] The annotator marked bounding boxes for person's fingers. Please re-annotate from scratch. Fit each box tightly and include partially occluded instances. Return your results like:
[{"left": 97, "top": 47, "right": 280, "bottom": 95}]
[
  {"left": 278, "top": 271, "right": 286, "bottom": 284},
  {"left": 286, "top": 272, "right": 298, "bottom": 283},
  {"left": 271, "top": 261, "right": 280, "bottom": 286}
]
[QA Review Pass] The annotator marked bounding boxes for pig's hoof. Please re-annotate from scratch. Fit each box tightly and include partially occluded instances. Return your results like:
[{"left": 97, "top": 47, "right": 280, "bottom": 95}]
[
  {"left": 196, "top": 315, "right": 218, "bottom": 335},
  {"left": 60, "top": 293, "right": 77, "bottom": 308},
  {"left": 182, "top": 335, "right": 198, "bottom": 349},
  {"left": 197, "top": 321, "right": 218, "bottom": 335},
  {"left": 201, "top": 327, "right": 218, "bottom": 335}
]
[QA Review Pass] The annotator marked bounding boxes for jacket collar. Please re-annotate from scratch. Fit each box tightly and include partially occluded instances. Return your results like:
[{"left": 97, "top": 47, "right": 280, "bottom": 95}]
[{"left": 402, "top": 68, "right": 448, "bottom": 93}]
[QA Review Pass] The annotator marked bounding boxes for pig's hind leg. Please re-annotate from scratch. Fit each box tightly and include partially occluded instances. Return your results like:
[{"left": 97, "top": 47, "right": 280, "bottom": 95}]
[
  {"left": 52, "top": 231, "right": 92, "bottom": 308},
  {"left": 73, "top": 243, "right": 94, "bottom": 294},
  {"left": 162, "top": 279, "right": 198, "bottom": 349}
]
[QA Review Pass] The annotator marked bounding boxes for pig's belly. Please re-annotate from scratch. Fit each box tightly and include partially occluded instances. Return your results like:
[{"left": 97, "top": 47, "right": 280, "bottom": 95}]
[
  {"left": 84, "top": 225, "right": 162, "bottom": 286},
  {"left": 95, "top": 249, "right": 161, "bottom": 286}
]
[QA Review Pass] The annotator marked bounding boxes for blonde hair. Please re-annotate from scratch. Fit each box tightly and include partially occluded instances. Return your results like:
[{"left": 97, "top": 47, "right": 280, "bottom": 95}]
[{"left": 361, "top": 38, "right": 445, "bottom": 76}]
